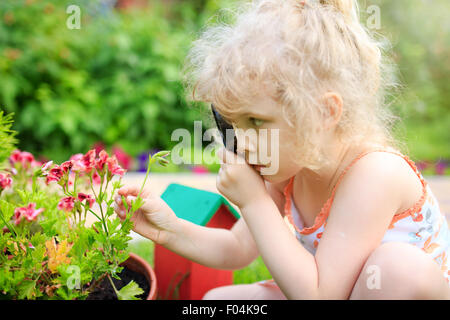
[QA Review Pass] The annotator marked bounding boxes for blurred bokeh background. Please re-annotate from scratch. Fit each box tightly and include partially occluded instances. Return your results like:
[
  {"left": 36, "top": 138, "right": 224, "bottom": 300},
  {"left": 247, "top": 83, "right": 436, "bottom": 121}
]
[{"left": 0, "top": 0, "right": 449, "bottom": 174}]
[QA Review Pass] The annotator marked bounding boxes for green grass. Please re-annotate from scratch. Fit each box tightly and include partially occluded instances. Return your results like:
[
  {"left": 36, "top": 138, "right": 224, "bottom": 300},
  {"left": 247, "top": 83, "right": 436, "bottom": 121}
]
[
  {"left": 232, "top": 256, "right": 272, "bottom": 284},
  {"left": 128, "top": 239, "right": 155, "bottom": 267},
  {"left": 128, "top": 240, "right": 272, "bottom": 284}
]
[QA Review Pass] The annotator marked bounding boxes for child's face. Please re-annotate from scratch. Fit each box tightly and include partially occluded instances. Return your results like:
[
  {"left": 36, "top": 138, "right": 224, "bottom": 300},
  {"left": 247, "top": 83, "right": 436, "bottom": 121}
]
[{"left": 228, "top": 94, "right": 303, "bottom": 183}]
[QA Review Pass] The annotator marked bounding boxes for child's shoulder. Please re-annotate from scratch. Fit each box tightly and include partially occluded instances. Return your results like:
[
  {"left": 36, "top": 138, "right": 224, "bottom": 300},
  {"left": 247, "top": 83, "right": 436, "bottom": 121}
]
[
  {"left": 348, "top": 147, "right": 421, "bottom": 184},
  {"left": 340, "top": 147, "right": 424, "bottom": 214}
]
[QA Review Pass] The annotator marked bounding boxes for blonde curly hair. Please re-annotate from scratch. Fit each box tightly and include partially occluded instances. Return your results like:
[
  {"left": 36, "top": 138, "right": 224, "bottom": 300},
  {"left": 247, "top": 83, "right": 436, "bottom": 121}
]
[{"left": 182, "top": 0, "right": 404, "bottom": 171}]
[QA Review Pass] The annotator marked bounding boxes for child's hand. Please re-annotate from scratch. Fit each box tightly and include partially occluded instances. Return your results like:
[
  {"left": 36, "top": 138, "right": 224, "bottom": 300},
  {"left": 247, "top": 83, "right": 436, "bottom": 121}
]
[
  {"left": 216, "top": 147, "right": 270, "bottom": 209},
  {"left": 114, "top": 185, "right": 179, "bottom": 246}
]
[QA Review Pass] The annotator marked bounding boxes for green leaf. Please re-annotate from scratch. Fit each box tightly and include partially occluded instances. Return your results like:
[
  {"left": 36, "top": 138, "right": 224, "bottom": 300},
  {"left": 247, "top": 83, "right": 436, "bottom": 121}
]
[
  {"left": 0, "top": 200, "right": 14, "bottom": 229},
  {"left": 106, "top": 206, "right": 115, "bottom": 218},
  {"left": 112, "top": 181, "right": 123, "bottom": 190},
  {"left": 116, "top": 280, "right": 144, "bottom": 300},
  {"left": 18, "top": 280, "right": 37, "bottom": 300},
  {"left": 120, "top": 218, "right": 133, "bottom": 234},
  {"left": 121, "top": 195, "right": 129, "bottom": 212},
  {"left": 107, "top": 218, "right": 121, "bottom": 234},
  {"left": 0, "top": 111, "right": 17, "bottom": 163},
  {"left": 16, "top": 189, "right": 28, "bottom": 204},
  {"left": 131, "top": 197, "right": 143, "bottom": 213}
]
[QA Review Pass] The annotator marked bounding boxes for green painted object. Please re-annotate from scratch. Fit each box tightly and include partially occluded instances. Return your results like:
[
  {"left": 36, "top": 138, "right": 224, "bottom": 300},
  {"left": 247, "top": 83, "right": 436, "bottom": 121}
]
[{"left": 161, "top": 183, "right": 240, "bottom": 226}]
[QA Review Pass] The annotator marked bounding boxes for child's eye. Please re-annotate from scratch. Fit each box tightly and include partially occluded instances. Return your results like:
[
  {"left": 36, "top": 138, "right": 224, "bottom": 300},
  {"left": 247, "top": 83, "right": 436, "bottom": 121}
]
[{"left": 249, "top": 117, "right": 264, "bottom": 127}]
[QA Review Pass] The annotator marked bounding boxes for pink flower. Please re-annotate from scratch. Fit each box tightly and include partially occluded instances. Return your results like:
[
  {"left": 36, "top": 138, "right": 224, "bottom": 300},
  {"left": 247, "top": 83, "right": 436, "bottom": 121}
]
[
  {"left": 82, "top": 150, "right": 96, "bottom": 173},
  {"left": 9, "top": 150, "right": 35, "bottom": 169},
  {"left": 31, "top": 160, "right": 42, "bottom": 168},
  {"left": 46, "top": 166, "right": 64, "bottom": 184},
  {"left": 106, "top": 156, "right": 125, "bottom": 177},
  {"left": 14, "top": 203, "right": 44, "bottom": 225},
  {"left": 96, "top": 150, "right": 109, "bottom": 171},
  {"left": 69, "top": 153, "right": 85, "bottom": 173},
  {"left": 21, "top": 152, "right": 34, "bottom": 164},
  {"left": 14, "top": 207, "right": 23, "bottom": 225},
  {"left": 57, "top": 196, "right": 75, "bottom": 212},
  {"left": 70, "top": 154, "right": 83, "bottom": 161},
  {"left": 60, "top": 161, "right": 73, "bottom": 173},
  {"left": 0, "top": 173, "right": 12, "bottom": 190},
  {"left": 24, "top": 204, "right": 44, "bottom": 221},
  {"left": 92, "top": 170, "right": 101, "bottom": 185},
  {"left": 71, "top": 150, "right": 96, "bottom": 174},
  {"left": 435, "top": 161, "right": 447, "bottom": 175},
  {"left": 112, "top": 146, "right": 133, "bottom": 170},
  {"left": 192, "top": 165, "right": 209, "bottom": 174},
  {"left": 71, "top": 159, "right": 86, "bottom": 172},
  {"left": 67, "top": 172, "right": 76, "bottom": 187},
  {"left": 77, "top": 193, "right": 95, "bottom": 208},
  {"left": 41, "top": 161, "right": 54, "bottom": 172},
  {"left": 92, "top": 142, "right": 105, "bottom": 155},
  {"left": 9, "top": 150, "right": 22, "bottom": 163}
]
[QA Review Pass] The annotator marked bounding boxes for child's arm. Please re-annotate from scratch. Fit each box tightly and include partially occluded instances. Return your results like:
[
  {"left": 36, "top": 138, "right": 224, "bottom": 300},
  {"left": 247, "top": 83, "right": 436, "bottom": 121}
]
[
  {"left": 168, "top": 172, "right": 290, "bottom": 270},
  {"left": 169, "top": 180, "right": 288, "bottom": 270},
  {"left": 240, "top": 153, "right": 405, "bottom": 299},
  {"left": 165, "top": 180, "right": 292, "bottom": 270},
  {"left": 168, "top": 215, "right": 260, "bottom": 270},
  {"left": 265, "top": 180, "right": 289, "bottom": 216},
  {"left": 115, "top": 187, "right": 259, "bottom": 270},
  {"left": 310, "top": 153, "right": 408, "bottom": 299}
]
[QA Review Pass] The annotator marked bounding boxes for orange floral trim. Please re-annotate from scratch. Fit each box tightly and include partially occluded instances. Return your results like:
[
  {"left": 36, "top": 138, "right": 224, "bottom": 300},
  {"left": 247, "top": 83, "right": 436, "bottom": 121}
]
[
  {"left": 283, "top": 148, "right": 429, "bottom": 235},
  {"left": 283, "top": 176, "right": 330, "bottom": 235},
  {"left": 385, "top": 152, "right": 428, "bottom": 229}
]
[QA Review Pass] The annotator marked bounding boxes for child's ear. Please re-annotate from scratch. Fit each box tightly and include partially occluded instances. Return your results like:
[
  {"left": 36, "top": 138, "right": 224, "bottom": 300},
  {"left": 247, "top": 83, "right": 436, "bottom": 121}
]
[{"left": 321, "top": 92, "right": 343, "bottom": 130}]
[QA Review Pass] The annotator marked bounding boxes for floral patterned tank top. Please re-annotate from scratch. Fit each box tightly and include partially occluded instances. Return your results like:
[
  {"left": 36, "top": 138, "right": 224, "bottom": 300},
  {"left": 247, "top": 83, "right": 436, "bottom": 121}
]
[{"left": 257, "top": 148, "right": 450, "bottom": 289}]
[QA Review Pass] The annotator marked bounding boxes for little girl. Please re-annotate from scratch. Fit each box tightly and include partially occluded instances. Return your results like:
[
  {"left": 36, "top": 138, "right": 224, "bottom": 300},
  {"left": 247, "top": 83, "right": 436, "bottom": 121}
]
[{"left": 115, "top": 0, "right": 450, "bottom": 299}]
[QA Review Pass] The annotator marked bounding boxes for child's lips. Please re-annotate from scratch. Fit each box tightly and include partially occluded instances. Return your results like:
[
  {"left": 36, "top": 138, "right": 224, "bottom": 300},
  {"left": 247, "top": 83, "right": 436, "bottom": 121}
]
[{"left": 252, "top": 164, "right": 266, "bottom": 172}]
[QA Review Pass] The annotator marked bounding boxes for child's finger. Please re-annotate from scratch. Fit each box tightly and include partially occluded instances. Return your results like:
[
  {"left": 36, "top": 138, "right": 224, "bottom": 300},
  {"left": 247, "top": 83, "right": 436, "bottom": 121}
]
[
  {"left": 118, "top": 186, "right": 151, "bottom": 199},
  {"left": 114, "top": 202, "right": 125, "bottom": 220},
  {"left": 126, "top": 195, "right": 137, "bottom": 207},
  {"left": 118, "top": 185, "right": 140, "bottom": 197},
  {"left": 114, "top": 196, "right": 127, "bottom": 214},
  {"left": 125, "top": 195, "right": 159, "bottom": 215},
  {"left": 218, "top": 146, "right": 240, "bottom": 165},
  {"left": 114, "top": 195, "right": 122, "bottom": 204},
  {"left": 216, "top": 147, "right": 224, "bottom": 162},
  {"left": 217, "top": 147, "right": 230, "bottom": 164},
  {"left": 115, "top": 194, "right": 129, "bottom": 205}
]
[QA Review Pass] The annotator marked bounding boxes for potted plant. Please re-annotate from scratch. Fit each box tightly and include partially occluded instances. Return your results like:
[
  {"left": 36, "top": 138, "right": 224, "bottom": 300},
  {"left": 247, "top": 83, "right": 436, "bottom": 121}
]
[{"left": 0, "top": 112, "right": 168, "bottom": 300}]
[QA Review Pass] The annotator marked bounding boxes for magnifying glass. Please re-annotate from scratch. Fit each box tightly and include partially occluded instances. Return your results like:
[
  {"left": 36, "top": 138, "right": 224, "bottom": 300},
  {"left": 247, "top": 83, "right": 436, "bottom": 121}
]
[{"left": 211, "top": 104, "right": 237, "bottom": 154}]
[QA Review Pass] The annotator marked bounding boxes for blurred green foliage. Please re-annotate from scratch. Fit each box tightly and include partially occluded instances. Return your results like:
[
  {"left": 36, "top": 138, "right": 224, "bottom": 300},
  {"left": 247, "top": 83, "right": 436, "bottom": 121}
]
[
  {"left": 0, "top": 111, "right": 17, "bottom": 166},
  {"left": 0, "top": 0, "right": 448, "bottom": 165},
  {"left": 368, "top": 0, "right": 450, "bottom": 160},
  {"left": 0, "top": 0, "right": 217, "bottom": 163}
]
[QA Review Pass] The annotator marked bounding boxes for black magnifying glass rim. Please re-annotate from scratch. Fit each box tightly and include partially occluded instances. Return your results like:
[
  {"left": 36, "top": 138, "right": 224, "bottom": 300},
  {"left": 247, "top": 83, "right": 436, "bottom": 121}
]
[{"left": 210, "top": 103, "right": 237, "bottom": 154}]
